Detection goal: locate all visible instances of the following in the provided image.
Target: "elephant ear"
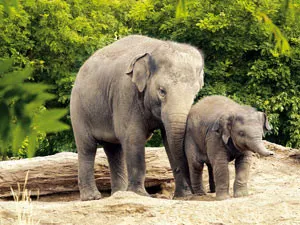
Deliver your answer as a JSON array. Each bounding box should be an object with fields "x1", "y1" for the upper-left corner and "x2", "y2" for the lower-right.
[
  {"x1": 126, "y1": 53, "x2": 152, "y2": 92},
  {"x1": 212, "y1": 115, "x2": 233, "y2": 145},
  {"x1": 258, "y1": 112, "x2": 272, "y2": 135}
]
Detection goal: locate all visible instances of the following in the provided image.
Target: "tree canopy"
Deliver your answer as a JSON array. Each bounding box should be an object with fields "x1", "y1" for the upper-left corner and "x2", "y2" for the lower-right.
[{"x1": 0, "y1": 0, "x2": 299, "y2": 157}]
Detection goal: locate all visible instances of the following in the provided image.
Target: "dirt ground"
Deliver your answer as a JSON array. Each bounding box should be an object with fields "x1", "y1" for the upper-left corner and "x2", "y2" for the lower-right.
[{"x1": 0, "y1": 144, "x2": 299, "y2": 225}]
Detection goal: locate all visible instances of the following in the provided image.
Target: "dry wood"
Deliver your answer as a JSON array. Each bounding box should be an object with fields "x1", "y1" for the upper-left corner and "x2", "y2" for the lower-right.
[
  {"x1": 263, "y1": 140, "x2": 300, "y2": 161},
  {"x1": 0, "y1": 147, "x2": 173, "y2": 198},
  {"x1": 263, "y1": 141, "x2": 294, "y2": 152},
  {"x1": 1, "y1": 142, "x2": 298, "y2": 198}
]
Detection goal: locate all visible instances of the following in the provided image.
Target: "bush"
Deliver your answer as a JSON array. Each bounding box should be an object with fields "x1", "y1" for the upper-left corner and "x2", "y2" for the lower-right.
[
  {"x1": 127, "y1": 0, "x2": 300, "y2": 148},
  {"x1": 1, "y1": 0, "x2": 299, "y2": 156},
  {"x1": 0, "y1": 0, "x2": 134, "y2": 156},
  {"x1": 0, "y1": 58, "x2": 69, "y2": 158}
]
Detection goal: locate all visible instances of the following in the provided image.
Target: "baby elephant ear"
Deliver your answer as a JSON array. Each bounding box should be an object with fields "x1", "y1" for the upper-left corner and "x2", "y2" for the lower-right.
[
  {"x1": 212, "y1": 118, "x2": 230, "y2": 145},
  {"x1": 259, "y1": 112, "x2": 272, "y2": 132},
  {"x1": 212, "y1": 120, "x2": 220, "y2": 132},
  {"x1": 222, "y1": 134, "x2": 230, "y2": 145},
  {"x1": 126, "y1": 53, "x2": 151, "y2": 92}
]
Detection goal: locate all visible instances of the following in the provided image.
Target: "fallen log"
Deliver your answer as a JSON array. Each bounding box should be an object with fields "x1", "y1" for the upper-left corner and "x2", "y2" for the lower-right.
[
  {"x1": 263, "y1": 141, "x2": 294, "y2": 152},
  {"x1": 0, "y1": 147, "x2": 173, "y2": 198},
  {"x1": 263, "y1": 141, "x2": 300, "y2": 161},
  {"x1": 1, "y1": 142, "x2": 298, "y2": 198}
]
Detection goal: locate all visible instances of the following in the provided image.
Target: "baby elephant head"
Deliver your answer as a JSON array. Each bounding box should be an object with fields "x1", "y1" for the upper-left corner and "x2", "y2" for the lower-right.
[{"x1": 212, "y1": 110, "x2": 274, "y2": 156}]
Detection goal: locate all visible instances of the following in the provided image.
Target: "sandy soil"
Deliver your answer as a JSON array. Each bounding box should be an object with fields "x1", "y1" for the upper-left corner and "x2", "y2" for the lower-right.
[{"x1": 0, "y1": 146, "x2": 299, "y2": 225}]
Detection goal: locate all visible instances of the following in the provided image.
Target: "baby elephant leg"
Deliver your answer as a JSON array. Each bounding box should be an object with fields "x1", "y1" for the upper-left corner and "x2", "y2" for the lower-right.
[
  {"x1": 184, "y1": 134, "x2": 205, "y2": 196},
  {"x1": 234, "y1": 152, "x2": 252, "y2": 198},
  {"x1": 209, "y1": 151, "x2": 230, "y2": 200},
  {"x1": 191, "y1": 162, "x2": 206, "y2": 195}
]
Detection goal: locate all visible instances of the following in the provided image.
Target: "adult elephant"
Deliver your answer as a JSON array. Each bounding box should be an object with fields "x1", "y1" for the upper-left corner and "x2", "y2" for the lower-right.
[{"x1": 70, "y1": 35, "x2": 204, "y2": 201}]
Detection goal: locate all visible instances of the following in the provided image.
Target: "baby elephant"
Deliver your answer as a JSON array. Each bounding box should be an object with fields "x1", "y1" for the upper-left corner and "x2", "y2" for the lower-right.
[{"x1": 185, "y1": 95, "x2": 274, "y2": 200}]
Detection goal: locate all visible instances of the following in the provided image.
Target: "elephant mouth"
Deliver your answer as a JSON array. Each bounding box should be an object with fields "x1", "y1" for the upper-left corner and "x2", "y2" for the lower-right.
[{"x1": 229, "y1": 138, "x2": 245, "y2": 153}]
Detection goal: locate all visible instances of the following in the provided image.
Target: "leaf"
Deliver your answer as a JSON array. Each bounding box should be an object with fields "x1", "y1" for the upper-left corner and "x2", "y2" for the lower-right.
[
  {"x1": 176, "y1": 0, "x2": 187, "y2": 18},
  {"x1": 0, "y1": 67, "x2": 33, "y2": 87},
  {"x1": 12, "y1": 124, "x2": 29, "y2": 155},
  {"x1": 255, "y1": 12, "x2": 291, "y2": 56},
  {"x1": 24, "y1": 93, "x2": 54, "y2": 114},
  {"x1": 34, "y1": 108, "x2": 69, "y2": 133},
  {"x1": 21, "y1": 83, "x2": 54, "y2": 95},
  {"x1": 27, "y1": 131, "x2": 38, "y2": 158},
  {"x1": 0, "y1": 58, "x2": 13, "y2": 74},
  {"x1": 0, "y1": 102, "x2": 10, "y2": 141}
]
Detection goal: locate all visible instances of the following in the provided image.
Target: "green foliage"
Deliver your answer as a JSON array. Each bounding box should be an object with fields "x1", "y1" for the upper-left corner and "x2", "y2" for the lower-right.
[
  {"x1": 176, "y1": 0, "x2": 187, "y2": 18},
  {"x1": 0, "y1": 0, "x2": 134, "y2": 157},
  {"x1": 0, "y1": 58, "x2": 69, "y2": 158},
  {"x1": 1, "y1": 0, "x2": 300, "y2": 156},
  {"x1": 146, "y1": 130, "x2": 163, "y2": 147},
  {"x1": 128, "y1": 0, "x2": 300, "y2": 148}
]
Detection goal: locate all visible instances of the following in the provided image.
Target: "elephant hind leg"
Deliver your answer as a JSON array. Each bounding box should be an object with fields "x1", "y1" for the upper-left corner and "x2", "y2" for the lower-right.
[
  {"x1": 71, "y1": 91, "x2": 101, "y2": 201},
  {"x1": 76, "y1": 136, "x2": 102, "y2": 201},
  {"x1": 103, "y1": 143, "x2": 128, "y2": 194}
]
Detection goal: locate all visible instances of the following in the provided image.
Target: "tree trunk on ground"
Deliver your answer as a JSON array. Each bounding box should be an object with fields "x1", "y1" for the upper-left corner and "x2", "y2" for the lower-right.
[
  {"x1": 0, "y1": 147, "x2": 173, "y2": 198},
  {"x1": 263, "y1": 141, "x2": 300, "y2": 161},
  {"x1": 0, "y1": 142, "x2": 298, "y2": 198}
]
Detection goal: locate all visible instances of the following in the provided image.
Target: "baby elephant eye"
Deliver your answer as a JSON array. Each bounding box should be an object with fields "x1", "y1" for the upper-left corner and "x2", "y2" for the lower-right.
[
  {"x1": 239, "y1": 131, "x2": 245, "y2": 137},
  {"x1": 158, "y1": 87, "x2": 166, "y2": 98}
]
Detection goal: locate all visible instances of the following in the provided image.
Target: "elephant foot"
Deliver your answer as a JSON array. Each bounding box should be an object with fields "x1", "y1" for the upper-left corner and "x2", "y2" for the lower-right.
[
  {"x1": 173, "y1": 190, "x2": 192, "y2": 199},
  {"x1": 216, "y1": 193, "x2": 230, "y2": 201},
  {"x1": 173, "y1": 190, "x2": 193, "y2": 200},
  {"x1": 193, "y1": 190, "x2": 206, "y2": 196},
  {"x1": 173, "y1": 195, "x2": 192, "y2": 200},
  {"x1": 173, "y1": 184, "x2": 192, "y2": 199},
  {"x1": 127, "y1": 186, "x2": 150, "y2": 197},
  {"x1": 234, "y1": 189, "x2": 249, "y2": 198},
  {"x1": 80, "y1": 189, "x2": 102, "y2": 201},
  {"x1": 111, "y1": 185, "x2": 127, "y2": 195}
]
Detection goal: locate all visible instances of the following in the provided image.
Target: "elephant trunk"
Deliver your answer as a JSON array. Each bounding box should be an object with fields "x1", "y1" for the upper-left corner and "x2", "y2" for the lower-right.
[
  {"x1": 248, "y1": 141, "x2": 274, "y2": 156},
  {"x1": 163, "y1": 113, "x2": 192, "y2": 190}
]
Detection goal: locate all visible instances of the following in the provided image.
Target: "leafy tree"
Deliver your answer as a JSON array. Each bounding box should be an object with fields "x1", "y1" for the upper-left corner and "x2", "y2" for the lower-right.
[
  {"x1": 0, "y1": 2, "x2": 69, "y2": 158},
  {"x1": 128, "y1": 0, "x2": 300, "y2": 148},
  {"x1": 1, "y1": 0, "x2": 134, "y2": 156},
  {"x1": 1, "y1": 0, "x2": 299, "y2": 155}
]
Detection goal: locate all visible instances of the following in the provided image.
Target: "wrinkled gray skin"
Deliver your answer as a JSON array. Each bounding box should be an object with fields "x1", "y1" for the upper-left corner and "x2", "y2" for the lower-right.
[
  {"x1": 70, "y1": 35, "x2": 204, "y2": 201},
  {"x1": 185, "y1": 95, "x2": 274, "y2": 200}
]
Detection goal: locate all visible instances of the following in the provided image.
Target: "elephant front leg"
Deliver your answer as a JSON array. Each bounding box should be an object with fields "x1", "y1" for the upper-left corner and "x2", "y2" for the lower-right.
[
  {"x1": 122, "y1": 133, "x2": 149, "y2": 196},
  {"x1": 213, "y1": 161, "x2": 230, "y2": 200},
  {"x1": 208, "y1": 150, "x2": 230, "y2": 201},
  {"x1": 233, "y1": 152, "x2": 252, "y2": 198},
  {"x1": 161, "y1": 128, "x2": 191, "y2": 198}
]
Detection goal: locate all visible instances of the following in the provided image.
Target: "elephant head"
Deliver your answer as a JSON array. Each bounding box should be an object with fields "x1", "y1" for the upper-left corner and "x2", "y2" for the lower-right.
[
  {"x1": 126, "y1": 44, "x2": 205, "y2": 188},
  {"x1": 212, "y1": 109, "x2": 274, "y2": 156}
]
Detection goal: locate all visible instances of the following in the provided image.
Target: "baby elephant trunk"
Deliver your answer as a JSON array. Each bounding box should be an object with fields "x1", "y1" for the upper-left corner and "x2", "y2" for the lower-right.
[{"x1": 249, "y1": 141, "x2": 274, "y2": 156}]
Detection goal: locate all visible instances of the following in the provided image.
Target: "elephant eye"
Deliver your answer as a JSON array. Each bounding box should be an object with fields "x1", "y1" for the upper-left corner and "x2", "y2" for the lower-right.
[
  {"x1": 158, "y1": 87, "x2": 166, "y2": 98},
  {"x1": 239, "y1": 131, "x2": 245, "y2": 137}
]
